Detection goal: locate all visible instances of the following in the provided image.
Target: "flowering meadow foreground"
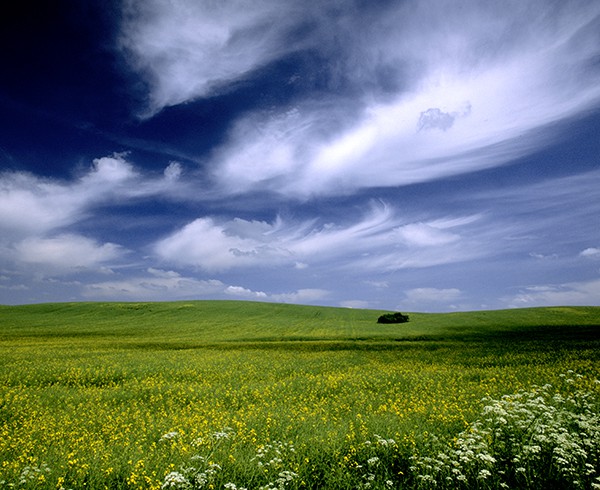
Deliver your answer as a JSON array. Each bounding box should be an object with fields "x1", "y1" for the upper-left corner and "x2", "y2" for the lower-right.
[{"x1": 0, "y1": 302, "x2": 599, "y2": 489}]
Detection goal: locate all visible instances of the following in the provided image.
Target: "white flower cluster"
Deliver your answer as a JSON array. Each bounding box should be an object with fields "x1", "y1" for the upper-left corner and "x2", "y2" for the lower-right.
[
  {"x1": 160, "y1": 431, "x2": 180, "y2": 442},
  {"x1": 373, "y1": 434, "x2": 397, "y2": 448},
  {"x1": 258, "y1": 470, "x2": 299, "y2": 490},
  {"x1": 160, "y1": 429, "x2": 233, "y2": 489},
  {"x1": 223, "y1": 483, "x2": 247, "y2": 490},
  {"x1": 161, "y1": 463, "x2": 223, "y2": 490},
  {"x1": 411, "y1": 375, "x2": 600, "y2": 489},
  {"x1": 5, "y1": 463, "x2": 52, "y2": 488},
  {"x1": 162, "y1": 471, "x2": 191, "y2": 489},
  {"x1": 253, "y1": 441, "x2": 296, "y2": 471},
  {"x1": 354, "y1": 434, "x2": 399, "y2": 488},
  {"x1": 212, "y1": 427, "x2": 235, "y2": 441},
  {"x1": 253, "y1": 441, "x2": 298, "y2": 489},
  {"x1": 160, "y1": 432, "x2": 299, "y2": 490}
]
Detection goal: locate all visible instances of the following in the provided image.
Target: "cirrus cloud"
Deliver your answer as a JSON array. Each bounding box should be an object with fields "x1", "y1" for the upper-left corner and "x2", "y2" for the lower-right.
[
  {"x1": 119, "y1": 0, "x2": 312, "y2": 116},
  {"x1": 120, "y1": 0, "x2": 600, "y2": 197},
  {"x1": 505, "y1": 279, "x2": 600, "y2": 308},
  {"x1": 153, "y1": 202, "x2": 483, "y2": 272}
]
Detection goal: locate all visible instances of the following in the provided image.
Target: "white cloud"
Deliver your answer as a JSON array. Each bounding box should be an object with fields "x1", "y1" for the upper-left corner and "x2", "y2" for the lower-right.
[
  {"x1": 270, "y1": 288, "x2": 329, "y2": 304},
  {"x1": 580, "y1": 247, "x2": 600, "y2": 259},
  {"x1": 529, "y1": 252, "x2": 559, "y2": 260},
  {"x1": 0, "y1": 172, "x2": 86, "y2": 237},
  {"x1": 0, "y1": 152, "x2": 197, "y2": 245},
  {"x1": 224, "y1": 284, "x2": 329, "y2": 304},
  {"x1": 83, "y1": 154, "x2": 137, "y2": 184},
  {"x1": 153, "y1": 217, "x2": 294, "y2": 271},
  {"x1": 147, "y1": 267, "x2": 181, "y2": 278},
  {"x1": 154, "y1": 202, "x2": 482, "y2": 272},
  {"x1": 0, "y1": 154, "x2": 145, "y2": 240},
  {"x1": 164, "y1": 161, "x2": 183, "y2": 181},
  {"x1": 365, "y1": 280, "x2": 389, "y2": 289},
  {"x1": 117, "y1": 1, "x2": 600, "y2": 198},
  {"x1": 119, "y1": 0, "x2": 311, "y2": 115},
  {"x1": 340, "y1": 299, "x2": 370, "y2": 309},
  {"x1": 225, "y1": 285, "x2": 268, "y2": 299},
  {"x1": 195, "y1": 1, "x2": 600, "y2": 197},
  {"x1": 84, "y1": 270, "x2": 225, "y2": 300},
  {"x1": 0, "y1": 153, "x2": 195, "y2": 284},
  {"x1": 505, "y1": 279, "x2": 600, "y2": 308},
  {"x1": 86, "y1": 274, "x2": 329, "y2": 305},
  {"x1": 15, "y1": 234, "x2": 123, "y2": 272},
  {"x1": 394, "y1": 223, "x2": 460, "y2": 247}
]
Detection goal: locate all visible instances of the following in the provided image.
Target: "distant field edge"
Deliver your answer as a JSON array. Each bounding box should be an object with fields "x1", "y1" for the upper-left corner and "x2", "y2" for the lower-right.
[
  {"x1": 1, "y1": 298, "x2": 600, "y2": 312},
  {"x1": 1, "y1": 301, "x2": 599, "y2": 345}
]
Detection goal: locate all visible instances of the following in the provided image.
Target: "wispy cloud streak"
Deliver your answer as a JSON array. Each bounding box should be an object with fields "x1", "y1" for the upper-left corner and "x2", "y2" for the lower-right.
[
  {"x1": 119, "y1": 0, "x2": 313, "y2": 116},
  {"x1": 153, "y1": 202, "x2": 484, "y2": 272},
  {"x1": 121, "y1": 0, "x2": 600, "y2": 197},
  {"x1": 1, "y1": 1, "x2": 598, "y2": 310},
  {"x1": 505, "y1": 279, "x2": 600, "y2": 308}
]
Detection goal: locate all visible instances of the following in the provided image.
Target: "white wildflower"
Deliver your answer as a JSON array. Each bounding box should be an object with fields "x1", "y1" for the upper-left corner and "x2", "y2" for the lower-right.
[
  {"x1": 213, "y1": 427, "x2": 235, "y2": 440},
  {"x1": 162, "y1": 471, "x2": 190, "y2": 489},
  {"x1": 224, "y1": 484, "x2": 247, "y2": 490},
  {"x1": 160, "y1": 431, "x2": 179, "y2": 442},
  {"x1": 478, "y1": 469, "x2": 491, "y2": 479}
]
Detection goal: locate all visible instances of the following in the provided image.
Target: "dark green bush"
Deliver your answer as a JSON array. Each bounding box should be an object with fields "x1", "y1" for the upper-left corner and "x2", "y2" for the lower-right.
[{"x1": 377, "y1": 312, "x2": 409, "y2": 324}]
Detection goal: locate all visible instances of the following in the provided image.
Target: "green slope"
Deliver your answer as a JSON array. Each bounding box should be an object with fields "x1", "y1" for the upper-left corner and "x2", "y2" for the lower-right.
[
  {"x1": 0, "y1": 301, "x2": 599, "y2": 490},
  {"x1": 0, "y1": 301, "x2": 599, "y2": 347}
]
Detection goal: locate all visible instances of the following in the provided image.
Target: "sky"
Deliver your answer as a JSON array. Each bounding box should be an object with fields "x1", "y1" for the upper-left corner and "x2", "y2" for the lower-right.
[{"x1": 1, "y1": 0, "x2": 599, "y2": 312}]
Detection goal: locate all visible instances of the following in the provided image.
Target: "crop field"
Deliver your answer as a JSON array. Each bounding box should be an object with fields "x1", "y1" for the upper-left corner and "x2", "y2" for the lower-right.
[{"x1": 1, "y1": 301, "x2": 599, "y2": 489}]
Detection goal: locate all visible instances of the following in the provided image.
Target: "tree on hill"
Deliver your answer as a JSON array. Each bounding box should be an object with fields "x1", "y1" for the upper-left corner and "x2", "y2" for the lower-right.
[{"x1": 377, "y1": 312, "x2": 409, "y2": 324}]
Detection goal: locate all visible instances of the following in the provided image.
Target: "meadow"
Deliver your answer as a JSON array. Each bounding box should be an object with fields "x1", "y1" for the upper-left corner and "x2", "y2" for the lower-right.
[{"x1": 0, "y1": 301, "x2": 599, "y2": 489}]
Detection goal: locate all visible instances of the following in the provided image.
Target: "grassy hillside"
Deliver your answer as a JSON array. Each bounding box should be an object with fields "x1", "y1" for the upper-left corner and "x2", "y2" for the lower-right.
[
  {"x1": 1, "y1": 301, "x2": 599, "y2": 345},
  {"x1": 1, "y1": 302, "x2": 599, "y2": 489}
]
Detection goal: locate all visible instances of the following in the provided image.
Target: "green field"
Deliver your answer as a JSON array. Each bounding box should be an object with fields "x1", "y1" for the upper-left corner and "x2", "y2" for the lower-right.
[{"x1": 1, "y1": 301, "x2": 599, "y2": 489}]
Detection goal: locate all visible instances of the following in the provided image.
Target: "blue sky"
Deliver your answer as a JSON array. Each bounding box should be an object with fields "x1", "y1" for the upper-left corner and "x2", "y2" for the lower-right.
[{"x1": 1, "y1": 0, "x2": 599, "y2": 311}]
